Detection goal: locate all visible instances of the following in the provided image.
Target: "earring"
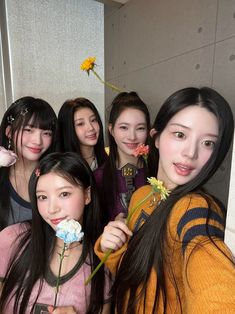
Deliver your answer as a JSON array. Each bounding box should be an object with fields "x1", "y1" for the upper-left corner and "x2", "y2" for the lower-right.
[{"x1": 8, "y1": 138, "x2": 12, "y2": 150}]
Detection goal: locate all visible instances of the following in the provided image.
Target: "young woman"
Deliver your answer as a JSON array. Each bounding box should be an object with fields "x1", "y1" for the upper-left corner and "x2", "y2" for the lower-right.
[
  {"x1": 58, "y1": 97, "x2": 106, "y2": 170},
  {"x1": 94, "y1": 91, "x2": 151, "y2": 223},
  {"x1": 95, "y1": 87, "x2": 235, "y2": 313},
  {"x1": 0, "y1": 152, "x2": 111, "y2": 314},
  {"x1": 0, "y1": 96, "x2": 57, "y2": 230}
]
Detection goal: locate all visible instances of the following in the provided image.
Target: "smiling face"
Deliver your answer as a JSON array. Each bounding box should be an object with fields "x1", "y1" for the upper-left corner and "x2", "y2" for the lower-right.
[
  {"x1": 13, "y1": 121, "x2": 53, "y2": 162},
  {"x1": 74, "y1": 107, "x2": 100, "y2": 148},
  {"x1": 109, "y1": 108, "x2": 148, "y2": 167},
  {"x1": 154, "y1": 105, "x2": 219, "y2": 189},
  {"x1": 36, "y1": 172, "x2": 91, "y2": 230}
]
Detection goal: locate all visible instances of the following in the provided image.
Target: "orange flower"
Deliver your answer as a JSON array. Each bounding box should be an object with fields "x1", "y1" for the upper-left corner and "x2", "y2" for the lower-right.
[{"x1": 133, "y1": 144, "x2": 149, "y2": 157}]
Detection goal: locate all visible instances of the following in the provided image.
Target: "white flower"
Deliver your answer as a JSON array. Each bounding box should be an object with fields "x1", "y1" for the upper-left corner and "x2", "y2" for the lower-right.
[
  {"x1": 56, "y1": 219, "x2": 84, "y2": 244},
  {"x1": 0, "y1": 146, "x2": 17, "y2": 167}
]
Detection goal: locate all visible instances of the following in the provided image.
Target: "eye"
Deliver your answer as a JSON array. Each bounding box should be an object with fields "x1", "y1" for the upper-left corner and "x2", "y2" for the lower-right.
[
  {"x1": 60, "y1": 191, "x2": 71, "y2": 198},
  {"x1": 91, "y1": 117, "x2": 98, "y2": 123},
  {"x1": 43, "y1": 130, "x2": 52, "y2": 136},
  {"x1": 23, "y1": 127, "x2": 32, "y2": 133},
  {"x1": 137, "y1": 126, "x2": 146, "y2": 131},
  {"x1": 174, "y1": 132, "x2": 185, "y2": 139},
  {"x1": 202, "y1": 140, "x2": 215, "y2": 149},
  {"x1": 75, "y1": 122, "x2": 84, "y2": 127},
  {"x1": 37, "y1": 194, "x2": 47, "y2": 201},
  {"x1": 119, "y1": 126, "x2": 128, "y2": 130}
]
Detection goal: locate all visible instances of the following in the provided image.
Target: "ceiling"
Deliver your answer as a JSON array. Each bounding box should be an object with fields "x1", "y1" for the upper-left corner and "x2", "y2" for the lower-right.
[{"x1": 94, "y1": 0, "x2": 129, "y2": 6}]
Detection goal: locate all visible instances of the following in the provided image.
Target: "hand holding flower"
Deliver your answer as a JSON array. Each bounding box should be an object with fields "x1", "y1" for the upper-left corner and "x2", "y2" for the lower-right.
[
  {"x1": 85, "y1": 178, "x2": 170, "y2": 285},
  {"x1": 0, "y1": 146, "x2": 17, "y2": 167}
]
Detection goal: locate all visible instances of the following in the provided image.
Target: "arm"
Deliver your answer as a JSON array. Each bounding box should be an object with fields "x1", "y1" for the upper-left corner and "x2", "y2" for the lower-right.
[{"x1": 173, "y1": 194, "x2": 235, "y2": 312}]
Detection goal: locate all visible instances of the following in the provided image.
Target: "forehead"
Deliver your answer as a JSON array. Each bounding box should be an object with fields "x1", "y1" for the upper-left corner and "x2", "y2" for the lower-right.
[
  {"x1": 115, "y1": 108, "x2": 146, "y2": 124},
  {"x1": 168, "y1": 106, "x2": 219, "y2": 134},
  {"x1": 36, "y1": 172, "x2": 76, "y2": 190},
  {"x1": 74, "y1": 107, "x2": 95, "y2": 119}
]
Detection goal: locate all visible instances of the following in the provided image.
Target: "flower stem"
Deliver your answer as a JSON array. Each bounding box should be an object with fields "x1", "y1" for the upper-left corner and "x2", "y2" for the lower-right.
[
  {"x1": 126, "y1": 191, "x2": 153, "y2": 224},
  {"x1": 92, "y1": 69, "x2": 122, "y2": 93},
  {"x1": 85, "y1": 249, "x2": 112, "y2": 285},
  {"x1": 53, "y1": 243, "x2": 67, "y2": 308},
  {"x1": 85, "y1": 190, "x2": 154, "y2": 286}
]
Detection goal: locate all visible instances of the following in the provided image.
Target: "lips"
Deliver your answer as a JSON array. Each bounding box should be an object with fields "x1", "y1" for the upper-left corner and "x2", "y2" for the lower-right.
[
  {"x1": 124, "y1": 143, "x2": 139, "y2": 150},
  {"x1": 50, "y1": 218, "x2": 66, "y2": 225},
  {"x1": 174, "y1": 163, "x2": 195, "y2": 176},
  {"x1": 28, "y1": 147, "x2": 42, "y2": 154},
  {"x1": 86, "y1": 134, "x2": 97, "y2": 140}
]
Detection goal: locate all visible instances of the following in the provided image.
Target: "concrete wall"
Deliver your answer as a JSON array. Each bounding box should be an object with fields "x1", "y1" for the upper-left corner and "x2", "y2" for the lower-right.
[
  {"x1": 104, "y1": 0, "x2": 235, "y2": 208},
  {"x1": 0, "y1": 0, "x2": 104, "y2": 119}
]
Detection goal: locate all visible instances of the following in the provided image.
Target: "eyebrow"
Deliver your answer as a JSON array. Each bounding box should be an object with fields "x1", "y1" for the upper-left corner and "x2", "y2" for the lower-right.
[
  {"x1": 74, "y1": 114, "x2": 96, "y2": 122},
  {"x1": 169, "y1": 123, "x2": 218, "y2": 138},
  {"x1": 117, "y1": 122, "x2": 147, "y2": 126},
  {"x1": 36, "y1": 185, "x2": 74, "y2": 193}
]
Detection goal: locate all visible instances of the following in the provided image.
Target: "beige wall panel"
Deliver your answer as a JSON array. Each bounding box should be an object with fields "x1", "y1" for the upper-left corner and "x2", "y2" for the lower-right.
[
  {"x1": 117, "y1": 0, "x2": 216, "y2": 76},
  {"x1": 213, "y1": 37, "x2": 235, "y2": 117},
  {"x1": 105, "y1": 11, "x2": 120, "y2": 79},
  {"x1": 114, "y1": 45, "x2": 214, "y2": 120},
  {"x1": 217, "y1": 0, "x2": 235, "y2": 41}
]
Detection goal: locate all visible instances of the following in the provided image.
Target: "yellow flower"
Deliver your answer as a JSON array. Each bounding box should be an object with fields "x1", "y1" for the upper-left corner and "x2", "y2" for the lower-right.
[
  {"x1": 147, "y1": 177, "x2": 170, "y2": 200},
  {"x1": 80, "y1": 57, "x2": 96, "y2": 73},
  {"x1": 80, "y1": 56, "x2": 122, "y2": 92}
]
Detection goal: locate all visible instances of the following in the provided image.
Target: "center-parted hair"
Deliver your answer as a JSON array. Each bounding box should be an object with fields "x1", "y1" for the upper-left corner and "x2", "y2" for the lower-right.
[
  {"x1": 112, "y1": 87, "x2": 234, "y2": 313},
  {"x1": 58, "y1": 97, "x2": 106, "y2": 167}
]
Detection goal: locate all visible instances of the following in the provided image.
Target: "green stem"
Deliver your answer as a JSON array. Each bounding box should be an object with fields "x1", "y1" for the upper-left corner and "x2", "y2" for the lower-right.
[
  {"x1": 85, "y1": 249, "x2": 112, "y2": 285},
  {"x1": 126, "y1": 191, "x2": 153, "y2": 224},
  {"x1": 53, "y1": 243, "x2": 67, "y2": 308},
  {"x1": 92, "y1": 69, "x2": 122, "y2": 93}
]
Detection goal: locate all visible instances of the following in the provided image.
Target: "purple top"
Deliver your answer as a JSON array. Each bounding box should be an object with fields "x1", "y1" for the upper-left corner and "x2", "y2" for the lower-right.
[{"x1": 94, "y1": 165, "x2": 147, "y2": 221}]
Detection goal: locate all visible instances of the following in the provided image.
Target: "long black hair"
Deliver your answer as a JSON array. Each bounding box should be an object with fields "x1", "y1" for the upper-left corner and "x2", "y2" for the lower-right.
[
  {"x1": 58, "y1": 97, "x2": 107, "y2": 167},
  {"x1": 112, "y1": 87, "x2": 234, "y2": 313},
  {"x1": 0, "y1": 96, "x2": 57, "y2": 230},
  {"x1": 100, "y1": 91, "x2": 151, "y2": 223},
  {"x1": 0, "y1": 152, "x2": 106, "y2": 314}
]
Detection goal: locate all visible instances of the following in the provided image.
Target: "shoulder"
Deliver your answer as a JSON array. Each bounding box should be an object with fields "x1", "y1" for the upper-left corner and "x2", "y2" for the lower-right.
[
  {"x1": 169, "y1": 193, "x2": 225, "y2": 255},
  {"x1": 0, "y1": 223, "x2": 29, "y2": 244},
  {"x1": 131, "y1": 184, "x2": 152, "y2": 201}
]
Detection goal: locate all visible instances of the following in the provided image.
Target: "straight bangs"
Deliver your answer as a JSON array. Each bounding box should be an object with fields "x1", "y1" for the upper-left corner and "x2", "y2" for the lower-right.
[{"x1": 29, "y1": 110, "x2": 56, "y2": 131}]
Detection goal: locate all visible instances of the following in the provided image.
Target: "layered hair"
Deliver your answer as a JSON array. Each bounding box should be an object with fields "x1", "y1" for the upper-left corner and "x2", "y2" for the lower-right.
[
  {"x1": 0, "y1": 152, "x2": 106, "y2": 314},
  {"x1": 0, "y1": 96, "x2": 57, "y2": 230},
  {"x1": 99, "y1": 91, "x2": 151, "y2": 223},
  {"x1": 112, "y1": 87, "x2": 234, "y2": 313},
  {"x1": 58, "y1": 97, "x2": 106, "y2": 167}
]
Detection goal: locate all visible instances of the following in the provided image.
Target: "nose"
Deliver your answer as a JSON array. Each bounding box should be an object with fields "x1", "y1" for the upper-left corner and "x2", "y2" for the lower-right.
[
  {"x1": 32, "y1": 130, "x2": 43, "y2": 146},
  {"x1": 182, "y1": 140, "x2": 198, "y2": 159},
  {"x1": 87, "y1": 121, "x2": 95, "y2": 131},
  {"x1": 127, "y1": 128, "x2": 137, "y2": 141},
  {"x1": 47, "y1": 198, "x2": 60, "y2": 215}
]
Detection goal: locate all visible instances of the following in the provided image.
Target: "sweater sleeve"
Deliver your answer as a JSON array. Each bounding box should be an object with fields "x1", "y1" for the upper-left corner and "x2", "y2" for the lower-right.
[{"x1": 170, "y1": 194, "x2": 235, "y2": 312}]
